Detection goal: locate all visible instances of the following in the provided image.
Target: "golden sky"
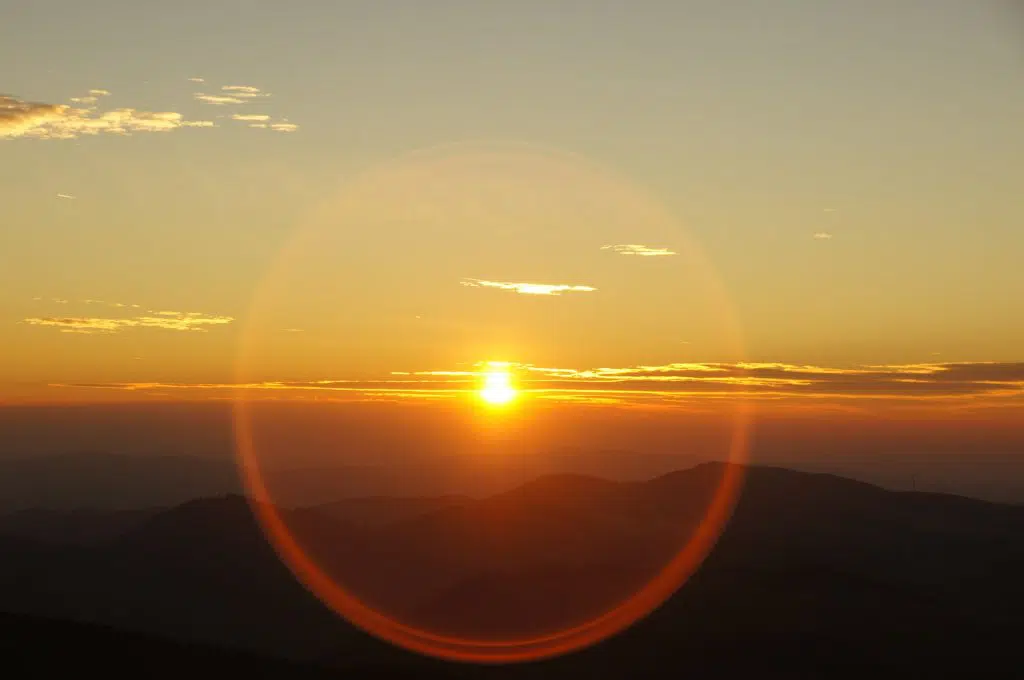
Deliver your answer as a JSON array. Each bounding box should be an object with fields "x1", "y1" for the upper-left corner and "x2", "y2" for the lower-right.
[{"x1": 2, "y1": 2, "x2": 1022, "y2": 420}]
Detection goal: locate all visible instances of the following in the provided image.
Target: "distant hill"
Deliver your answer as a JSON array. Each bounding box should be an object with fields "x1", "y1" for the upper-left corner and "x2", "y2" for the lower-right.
[
  {"x1": 0, "y1": 507, "x2": 160, "y2": 544},
  {"x1": 0, "y1": 449, "x2": 708, "y2": 512},
  {"x1": 315, "y1": 495, "x2": 472, "y2": 529},
  {"x1": 0, "y1": 453, "x2": 244, "y2": 511},
  {"x1": 1, "y1": 463, "x2": 1022, "y2": 677}
]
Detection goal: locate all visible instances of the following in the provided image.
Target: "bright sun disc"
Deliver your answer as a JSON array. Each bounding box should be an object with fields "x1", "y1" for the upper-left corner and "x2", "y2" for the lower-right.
[{"x1": 480, "y1": 368, "x2": 516, "y2": 405}]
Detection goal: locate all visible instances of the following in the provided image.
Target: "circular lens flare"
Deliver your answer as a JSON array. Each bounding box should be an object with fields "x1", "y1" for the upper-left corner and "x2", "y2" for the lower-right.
[{"x1": 232, "y1": 141, "x2": 750, "y2": 664}]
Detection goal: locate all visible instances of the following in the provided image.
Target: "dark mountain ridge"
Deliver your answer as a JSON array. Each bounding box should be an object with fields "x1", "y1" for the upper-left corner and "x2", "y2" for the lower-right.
[{"x1": 1, "y1": 463, "x2": 1022, "y2": 676}]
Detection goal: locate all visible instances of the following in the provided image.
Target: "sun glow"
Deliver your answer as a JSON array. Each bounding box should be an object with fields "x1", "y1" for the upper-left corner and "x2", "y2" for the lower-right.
[{"x1": 479, "y1": 365, "x2": 517, "y2": 405}]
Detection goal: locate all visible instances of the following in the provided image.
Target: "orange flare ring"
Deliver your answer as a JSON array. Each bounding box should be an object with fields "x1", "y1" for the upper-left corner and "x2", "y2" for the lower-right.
[{"x1": 231, "y1": 142, "x2": 752, "y2": 663}]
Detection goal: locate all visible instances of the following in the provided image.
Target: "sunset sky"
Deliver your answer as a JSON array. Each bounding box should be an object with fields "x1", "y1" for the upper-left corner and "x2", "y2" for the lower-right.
[{"x1": 3, "y1": 1, "x2": 1022, "y2": 418}]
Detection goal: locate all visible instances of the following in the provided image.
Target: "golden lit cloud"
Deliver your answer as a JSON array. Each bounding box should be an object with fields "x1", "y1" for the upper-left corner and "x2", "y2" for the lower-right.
[
  {"x1": 0, "y1": 97, "x2": 67, "y2": 137},
  {"x1": 188, "y1": 77, "x2": 205, "y2": 83},
  {"x1": 813, "y1": 232, "x2": 834, "y2": 239},
  {"x1": 460, "y1": 278, "x2": 597, "y2": 296},
  {"x1": 2, "y1": 93, "x2": 214, "y2": 140},
  {"x1": 601, "y1": 244, "x2": 676, "y2": 256},
  {"x1": 56, "y1": 193, "x2": 76, "y2": 200},
  {"x1": 3, "y1": 83, "x2": 299, "y2": 139}
]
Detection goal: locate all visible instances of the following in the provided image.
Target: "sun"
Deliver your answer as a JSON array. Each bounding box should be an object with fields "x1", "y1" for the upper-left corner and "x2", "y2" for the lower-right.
[{"x1": 479, "y1": 365, "x2": 517, "y2": 405}]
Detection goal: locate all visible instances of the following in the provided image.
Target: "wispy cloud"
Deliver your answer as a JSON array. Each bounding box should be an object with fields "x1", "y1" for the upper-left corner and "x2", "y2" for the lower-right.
[
  {"x1": 191, "y1": 82, "x2": 297, "y2": 131},
  {"x1": 460, "y1": 278, "x2": 597, "y2": 296},
  {"x1": 194, "y1": 85, "x2": 271, "y2": 105},
  {"x1": 82, "y1": 298, "x2": 141, "y2": 309},
  {"x1": 56, "y1": 193, "x2": 76, "y2": 200},
  {"x1": 22, "y1": 302, "x2": 233, "y2": 334},
  {"x1": 813, "y1": 232, "x2": 834, "y2": 240},
  {"x1": 2, "y1": 92, "x2": 214, "y2": 140},
  {"x1": 221, "y1": 85, "x2": 271, "y2": 98},
  {"x1": 601, "y1": 244, "x2": 676, "y2": 257},
  {"x1": 188, "y1": 77, "x2": 205, "y2": 83}
]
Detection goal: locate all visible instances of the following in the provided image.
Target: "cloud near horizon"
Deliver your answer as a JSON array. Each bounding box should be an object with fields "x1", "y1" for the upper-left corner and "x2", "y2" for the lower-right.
[
  {"x1": 460, "y1": 278, "x2": 597, "y2": 296},
  {"x1": 44, "y1": 361, "x2": 1024, "y2": 411},
  {"x1": 601, "y1": 244, "x2": 676, "y2": 256}
]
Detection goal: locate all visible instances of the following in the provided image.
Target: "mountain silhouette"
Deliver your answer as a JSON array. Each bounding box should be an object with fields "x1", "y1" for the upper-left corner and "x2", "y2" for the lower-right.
[
  {"x1": 0, "y1": 450, "x2": 710, "y2": 512},
  {"x1": 1, "y1": 463, "x2": 1021, "y2": 676}
]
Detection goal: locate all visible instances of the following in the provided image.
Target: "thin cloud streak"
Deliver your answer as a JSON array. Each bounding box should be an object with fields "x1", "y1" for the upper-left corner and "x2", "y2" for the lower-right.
[
  {"x1": 601, "y1": 244, "x2": 676, "y2": 256},
  {"x1": 46, "y1": 361, "x2": 1024, "y2": 407},
  {"x1": 460, "y1": 278, "x2": 597, "y2": 296},
  {"x1": 221, "y1": 85, "x2": 271, "y2": 98},
  {"x1": 193, "y1": 94, "x2": 246, "y2": 105},
  {"x1": 22, "y1": 310, "x2": 233, "y2": 334},
  {"x1": 82, "y1": 298, "x2": 141, "y2": 309}
]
